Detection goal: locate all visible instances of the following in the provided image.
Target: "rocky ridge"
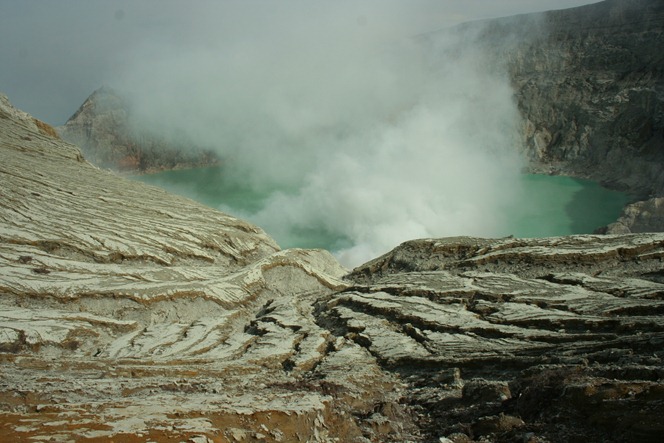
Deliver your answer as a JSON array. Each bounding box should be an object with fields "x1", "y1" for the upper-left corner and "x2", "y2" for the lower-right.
[
  {"x1": 3, "y1": 91, "x2": 664, "y2": 442},
  {"x1": 57, "y1": 86, "x2": 219, "y2": 172}
]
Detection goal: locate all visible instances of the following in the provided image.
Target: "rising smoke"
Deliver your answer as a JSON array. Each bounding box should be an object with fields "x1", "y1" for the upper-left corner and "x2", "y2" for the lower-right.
[{"x1": 114, "y1": 2, "x2": 525, "y2": 267}]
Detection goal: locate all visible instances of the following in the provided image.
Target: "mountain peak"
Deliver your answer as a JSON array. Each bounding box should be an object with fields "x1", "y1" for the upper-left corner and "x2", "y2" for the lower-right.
[{"x1": 59, "y1": 86, "x2": 218, "y2": 172}]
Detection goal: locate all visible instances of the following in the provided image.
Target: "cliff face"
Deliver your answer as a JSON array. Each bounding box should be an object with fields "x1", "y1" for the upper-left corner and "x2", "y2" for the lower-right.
[
  {"x1": 58, "y1": 86, "x2": 219, "y2": 172},
  {"x1": 505, "y1": 0, "x2": 664, "y2": 196},
  {"x1": 424, "y1": 0, "x2": 664, "y2": 234},
  {"x1": 2, "y1": 93, "x2": 664, "y2": 442}
]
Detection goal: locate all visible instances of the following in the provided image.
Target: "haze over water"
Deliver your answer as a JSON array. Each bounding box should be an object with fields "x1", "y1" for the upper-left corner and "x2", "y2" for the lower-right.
[
  {"x1": 33, "y1": 1, "x2": 612, "y2": 267},
  {"x1": 117, "y1": 12, "x2": 527, "y2": 266},
  {"x1": 134, "y1": 168, "x2": 631, "y2": 267}
]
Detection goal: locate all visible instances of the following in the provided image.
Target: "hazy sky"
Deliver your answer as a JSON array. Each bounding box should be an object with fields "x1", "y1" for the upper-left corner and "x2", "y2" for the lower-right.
[{"x1": 1, "y1": 0, "x2": 601, "y2": 125}]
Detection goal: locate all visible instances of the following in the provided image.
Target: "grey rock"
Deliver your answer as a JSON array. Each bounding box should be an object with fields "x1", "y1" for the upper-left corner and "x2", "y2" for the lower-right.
[
  {"x1": 58, "y1": 86, "x2": 219, "y2": 172},
  {"x1": 604, "y1": 197, "x2": 664, "y2": 233}
]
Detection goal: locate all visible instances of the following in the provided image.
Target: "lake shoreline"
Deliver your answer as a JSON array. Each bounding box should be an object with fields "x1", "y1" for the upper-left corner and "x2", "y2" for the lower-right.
[{"x1": 130, "y1": 166, "x2": 632, "y2": 257}]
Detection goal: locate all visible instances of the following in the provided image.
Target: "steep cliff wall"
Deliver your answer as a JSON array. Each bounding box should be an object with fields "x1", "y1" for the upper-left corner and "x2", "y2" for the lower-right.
[
  {"x1": 502, "y1": 0, "x2": 664, "y2": 196},
  {"x1": 58, "y1": 86, "x2": 219, "y2": 172},
  {"x1": 423, "y1": 0, "x2": 662, "y2": 196},
  {"x1": 420, "y1": 0, "x2": 664, "y2": 233}
]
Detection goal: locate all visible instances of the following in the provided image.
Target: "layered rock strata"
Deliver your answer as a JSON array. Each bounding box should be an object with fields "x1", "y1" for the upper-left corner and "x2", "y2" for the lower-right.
[
  {"x1": 3, "y1": 93, "x2": 664, "y2": 441},
  {"x1": 1, "y1": 94, "x2": 417, "y2": 442},
  {"x1": 339, "y1": 235, "x2": 664, "y2": 442}
]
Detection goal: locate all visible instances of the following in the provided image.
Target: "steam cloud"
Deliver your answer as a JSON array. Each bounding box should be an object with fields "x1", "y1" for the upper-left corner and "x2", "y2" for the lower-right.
[{"x1": 113, "y1": 2, "x2": 525, "y2": 267}]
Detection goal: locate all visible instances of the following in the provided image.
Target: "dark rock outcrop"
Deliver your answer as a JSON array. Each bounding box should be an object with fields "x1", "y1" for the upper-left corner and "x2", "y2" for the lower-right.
[
  {"x1": 337, "y1": 235, "x2": 664, "y2": 442},
  {"x1": 58, "y1": 86, "x2": 219, "y2": 172},
  {"x1": 432, "y1": 0, "x2": 664, "y2": 233},
  {"x1": 504, "y1": 0, "x2": 664, "y2": 197}
]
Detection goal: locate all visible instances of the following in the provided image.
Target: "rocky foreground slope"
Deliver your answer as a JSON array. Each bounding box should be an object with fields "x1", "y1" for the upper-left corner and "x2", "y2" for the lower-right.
[{"x1": 3, "y1": 92, "x2": 664, "y2": 442}]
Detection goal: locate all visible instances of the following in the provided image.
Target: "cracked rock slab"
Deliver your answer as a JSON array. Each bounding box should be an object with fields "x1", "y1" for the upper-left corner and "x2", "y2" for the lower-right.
[
  {"x1": 335, "y1": 236, "x2": 664, "y2": 441},
  {"x1": 1, "y1": 93, "x2": 416, "y2": 442}
]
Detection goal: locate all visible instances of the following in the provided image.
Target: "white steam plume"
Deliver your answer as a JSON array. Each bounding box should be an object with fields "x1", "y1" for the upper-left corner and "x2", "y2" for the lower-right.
[{"x1": 113, "y1": 2, "x2": 524, "y2": 267}]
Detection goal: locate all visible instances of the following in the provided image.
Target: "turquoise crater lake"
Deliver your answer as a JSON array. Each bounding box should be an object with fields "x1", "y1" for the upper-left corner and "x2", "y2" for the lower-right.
[{"x1": 132, "y1": 167, "x2": 631, "y2": 252}]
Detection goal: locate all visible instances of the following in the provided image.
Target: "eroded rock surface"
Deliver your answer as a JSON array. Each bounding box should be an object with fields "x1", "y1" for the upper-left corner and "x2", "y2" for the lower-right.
[
  {"x1": 3, "y1": 18, "x2": 664, "y2": 438},
  {"x1": 1, "y1": 94, "x2": 417, "y2": 442},
  {"x1": 336, "y1": 236, "x2": 664, "y2": 442}
]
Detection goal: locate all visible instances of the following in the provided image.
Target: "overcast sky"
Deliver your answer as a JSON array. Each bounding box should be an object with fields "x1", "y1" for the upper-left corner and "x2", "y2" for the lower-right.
[{"x1": 0, "y1": 0, "x2": 601, "y2": 125}]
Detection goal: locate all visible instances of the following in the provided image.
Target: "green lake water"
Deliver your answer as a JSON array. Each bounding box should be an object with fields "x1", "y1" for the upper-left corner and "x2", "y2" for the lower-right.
[
  {"x1": 505, "y1": 174, "x2": 631, "y2": 238},
  {"x1": 132, "y1": 167, "x2": 631, "y2": 251}
]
